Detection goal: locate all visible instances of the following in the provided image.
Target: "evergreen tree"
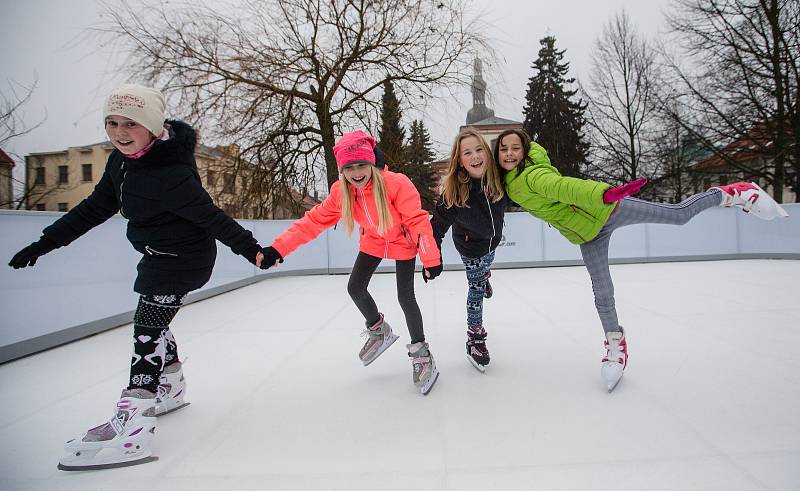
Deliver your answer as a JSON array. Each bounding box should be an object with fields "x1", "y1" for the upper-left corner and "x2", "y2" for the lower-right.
[
  {"x1": 523, "y1": 36, "x2": 589, "y2": 177},
  {"x1": 404, "y1": 120, "x2": 438, "y2": 211},
  {"x1": 378, "y1": 80, "x2": 406, "y2": 169}
]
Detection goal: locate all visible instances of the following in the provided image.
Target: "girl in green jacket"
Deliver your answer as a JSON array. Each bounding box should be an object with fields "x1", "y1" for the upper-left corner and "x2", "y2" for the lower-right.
[{"x1": 494, "y1": 129, "x2": 788, "y2": 392}]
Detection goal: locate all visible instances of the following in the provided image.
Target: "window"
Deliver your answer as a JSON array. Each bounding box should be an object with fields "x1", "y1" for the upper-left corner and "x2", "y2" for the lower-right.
[
  {"x1": 222, "y1": 173, "x2": 235, "y2": 194},
  {"x1": 35, "y1": 203, "x2": 46, "y2": 211},
  {"x1": 58, "y1": 165, "x2": 68, "y2": 184},
  {"x1": 206, "y1": 170, "x2": 217, "y2": 187},
  {"x1": 35, "y1": 167, "x2": 45, "y2": 185},
  {"x1": 82, "y1": 164, "x2": 93, "y2": 182},
  {"x1": 58, "y1": 202, "x2": 68, "y2": 212}
]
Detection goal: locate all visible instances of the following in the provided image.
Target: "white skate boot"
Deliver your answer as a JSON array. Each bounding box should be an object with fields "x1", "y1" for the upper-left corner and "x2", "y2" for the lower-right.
[
  {"x1": 155, "y1": 361, "x2": 190, "y2": 416},
  {"x1": 712, "y1": 181, "x2": 789, "y2": 220},
  {"x1": 408, "y1": 341, "x2": 439, "y2": 395},
  {"x1": 58, "y1": 388, "x2": 158, "y2": 471},
  {"x1": 601, "y1": 328, "x2": 628, "y2": 392},
  {"x1": 359, "y1": 313, "x2": 399, "y2": 366}
]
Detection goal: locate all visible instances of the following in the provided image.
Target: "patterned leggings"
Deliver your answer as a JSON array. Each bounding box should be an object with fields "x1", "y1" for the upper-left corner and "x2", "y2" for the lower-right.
[
  {"x1": 461, "y1": 250, "x2": 496, "y2": 328},
  {"x1": 128, "y1": 293, "x2": 185, "y2": 392},
  {"x1": 579, "y1": 190, "x2": 722, "y2": 333}
]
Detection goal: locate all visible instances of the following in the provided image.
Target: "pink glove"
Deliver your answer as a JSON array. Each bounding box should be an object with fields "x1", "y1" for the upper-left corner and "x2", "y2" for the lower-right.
[{"x1": 603, "y1": 178, "x2": 647, "y2": 204}]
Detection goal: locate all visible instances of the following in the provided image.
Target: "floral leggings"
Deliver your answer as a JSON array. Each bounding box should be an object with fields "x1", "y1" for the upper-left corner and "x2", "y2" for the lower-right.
[
  {"x1": 461, "y1": 250, "x2": 496, "y2": 328},
  {"x1": 128, "y1": 293, "x2": 185, "y2": 392}
]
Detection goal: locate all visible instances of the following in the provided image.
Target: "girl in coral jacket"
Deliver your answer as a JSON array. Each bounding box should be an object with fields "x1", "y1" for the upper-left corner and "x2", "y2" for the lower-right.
[
  {"x1": 261, "y1": 130, "x2": 442, "y2": 395},
  {"x1": 431, "y1": 129, "x2": 508, "y2": 373},
  {"x1": 495, "y1": 129, "x2": 788, "y2": 392}
]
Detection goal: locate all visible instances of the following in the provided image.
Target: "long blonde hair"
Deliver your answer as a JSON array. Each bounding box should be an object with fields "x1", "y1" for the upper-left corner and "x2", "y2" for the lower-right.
[
  {"x1": 442, "y1": 128, "x2": 505, "y2": 208},
  {"x1": 339, "y1": 165, "x2": 394, "y2": 237}
]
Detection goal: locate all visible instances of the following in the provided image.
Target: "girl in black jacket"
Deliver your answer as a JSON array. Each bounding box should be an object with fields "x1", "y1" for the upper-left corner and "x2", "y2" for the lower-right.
[
  {"x1": 431, "y1": 128, "x2": 508, "y2": 372},
  {"x1": 8, "y1": 84, "x2": 266, "y2": 471}
]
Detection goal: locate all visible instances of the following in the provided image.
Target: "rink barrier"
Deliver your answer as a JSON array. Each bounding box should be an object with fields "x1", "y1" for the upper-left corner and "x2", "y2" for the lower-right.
[{"x1": 1, "y1": 205, "x2": 798, "y2": 364}]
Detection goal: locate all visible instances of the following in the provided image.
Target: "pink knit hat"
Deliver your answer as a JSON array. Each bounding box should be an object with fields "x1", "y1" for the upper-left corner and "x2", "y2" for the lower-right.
[{"x1": 334, "y1": 130, "x2": 376, "y2": 171}]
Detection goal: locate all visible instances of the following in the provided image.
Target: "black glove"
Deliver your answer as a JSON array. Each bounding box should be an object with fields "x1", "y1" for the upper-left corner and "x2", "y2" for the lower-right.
[
  {"x1": 260, "y1": 246, "x2": 283, "y2": 270},
  {"x1": 422, "y1": 264, "x2": 443, "y2": 283},
  {"x1": 8, "y1": 237, "x2": 58, "y2": 269}
]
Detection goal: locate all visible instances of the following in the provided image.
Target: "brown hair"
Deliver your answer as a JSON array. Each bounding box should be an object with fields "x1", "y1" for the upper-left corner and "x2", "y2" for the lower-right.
[
  {"x1": 493, "y1": 129, "x2": 533, "y2": 176},
  {"x1": 442, "y1": 128, "x2": 505, "y2": 208}
]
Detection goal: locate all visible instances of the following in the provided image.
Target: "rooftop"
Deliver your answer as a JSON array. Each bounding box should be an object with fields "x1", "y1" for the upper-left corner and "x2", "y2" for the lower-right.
[{"x1": 1, "y1": 259, "x2": 798, "y2": 490}]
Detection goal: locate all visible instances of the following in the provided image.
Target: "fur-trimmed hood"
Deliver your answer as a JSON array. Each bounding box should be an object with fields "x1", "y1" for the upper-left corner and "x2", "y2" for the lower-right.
[{"x1": 124, "y1": 119, "x2": 198, "y2": 168}]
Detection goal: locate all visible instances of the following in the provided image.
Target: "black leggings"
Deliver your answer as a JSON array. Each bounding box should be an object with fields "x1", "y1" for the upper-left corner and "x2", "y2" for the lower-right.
[{"x1": 347, "y1": 252, "x2": 425, "y2": 343}]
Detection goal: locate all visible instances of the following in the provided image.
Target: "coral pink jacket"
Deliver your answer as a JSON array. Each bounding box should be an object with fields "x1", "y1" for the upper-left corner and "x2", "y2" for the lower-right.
[{"x1": 272, "y1": 170, "x2": 441, "y2": 268}]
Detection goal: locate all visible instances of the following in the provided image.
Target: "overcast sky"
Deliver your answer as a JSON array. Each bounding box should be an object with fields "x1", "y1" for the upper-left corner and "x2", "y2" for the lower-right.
[{"x1": 1, "y1": 0, "x2": 673, "y2": 182}]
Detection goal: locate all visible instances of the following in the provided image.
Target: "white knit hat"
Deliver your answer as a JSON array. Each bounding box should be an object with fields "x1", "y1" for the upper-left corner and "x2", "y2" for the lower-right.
[{"x1": 103, "y1": 84, "x2": 166, "y2": 137}]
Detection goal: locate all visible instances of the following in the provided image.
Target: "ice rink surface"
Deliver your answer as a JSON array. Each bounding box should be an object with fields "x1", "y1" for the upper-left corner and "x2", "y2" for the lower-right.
[{"x1": 1, "y1": 259, "x2": 798, "y2": 490}]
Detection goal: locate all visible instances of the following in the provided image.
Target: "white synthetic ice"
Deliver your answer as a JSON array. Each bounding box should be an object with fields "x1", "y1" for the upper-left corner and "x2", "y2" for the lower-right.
[{"x1": 1, "y1": 260, "x2": 799, "y2": 490}]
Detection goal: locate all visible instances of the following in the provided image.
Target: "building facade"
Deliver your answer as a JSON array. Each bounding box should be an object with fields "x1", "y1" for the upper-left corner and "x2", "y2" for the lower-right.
[
  {"x1": 24, "y1": 140, "x2": 317, "y2": 218},
  {"x1": 0, "y1": 149, "x2": 15, "y2": 209}
]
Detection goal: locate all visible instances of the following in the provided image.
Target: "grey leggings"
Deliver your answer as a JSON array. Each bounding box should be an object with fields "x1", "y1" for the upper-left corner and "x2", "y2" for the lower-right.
[
  {"x1": 347, "y1": 252, "x2": 425, "y2": 343},
  {"x1": 579, "y1": 190, "x2": 722, "y2": 333}
]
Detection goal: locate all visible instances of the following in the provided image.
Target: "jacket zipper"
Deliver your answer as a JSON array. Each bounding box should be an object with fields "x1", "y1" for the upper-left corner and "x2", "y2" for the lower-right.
[
  {"x1": 485, "y1": 189, "x2": 495, "y2": 255},
  {"x1": 119, "y1": 160, "x2": 127, "y2": 218},
  {"x1": 145, "y1": 245, "x2": 178, "y2": 257},
  {"x1": 358, "y1": 187, "x2": 387, "y2": 258}
]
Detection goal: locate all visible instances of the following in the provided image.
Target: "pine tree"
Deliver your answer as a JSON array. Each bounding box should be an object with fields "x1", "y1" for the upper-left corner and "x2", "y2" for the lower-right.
[
  {"x1": 378, "y1": 80, "x2": 406, "y2": 169},
  {"x1": 523, "y1": 36, "x2": 589, "y2": 178},
  {"x1": 404, "y1": 120, "x2": 438, "y2": 211}
]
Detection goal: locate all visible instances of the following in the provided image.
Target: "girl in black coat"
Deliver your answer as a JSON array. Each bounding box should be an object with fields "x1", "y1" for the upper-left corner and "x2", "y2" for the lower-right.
[
  {"x1": 431, "y1": 129, "x2": 508, "y2": 372},
  {"x1": 8, "y1": 84, "x2": 266, "y2": 470}
]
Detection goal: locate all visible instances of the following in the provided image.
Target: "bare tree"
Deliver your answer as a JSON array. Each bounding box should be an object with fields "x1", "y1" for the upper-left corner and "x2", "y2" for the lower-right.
[
  {"x1": 1, "y1": 78, "x2": 47, "y2": 209},
  {"x1": 100, "y1": 0, "x2": 487, "y2": 205},
  {"x1": 662, "y1": 0, "x2": 800, "y2": 202},
  {"x1": 1, "y1": 78, "x2": 45, "y2": 149},
  {"x1": 582, "y1": 10, "x2": 662, "y2": 184}
]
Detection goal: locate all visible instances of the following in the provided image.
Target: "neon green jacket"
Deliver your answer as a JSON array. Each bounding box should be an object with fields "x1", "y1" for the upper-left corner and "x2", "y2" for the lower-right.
[{"x1": 504, "y1": 143, "x2": 615, "y2": 245}]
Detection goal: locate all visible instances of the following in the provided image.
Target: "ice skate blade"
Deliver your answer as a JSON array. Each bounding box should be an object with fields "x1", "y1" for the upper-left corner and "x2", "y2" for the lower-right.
[
  {"x1": 419, "y1": 367, "x2": 440, "y2": 395},
  {"x1": 155, "y1": 401, "x2": 191, "y2": 417},
  {"x1": 467, "y1": 354, "x2": 486, "y2": 373},
  {"x1": 605, "y1": 373, "x2": 624, "y2": 392},
  {"x1": 747, "y1": 183, "x2": 790, "y2": 220},
  {"x1": 58, "y1": 455, "x2": 158, "y2": 471},
  {"x1": 362, "y1": 333, "x2": 399, "y2": 366}
]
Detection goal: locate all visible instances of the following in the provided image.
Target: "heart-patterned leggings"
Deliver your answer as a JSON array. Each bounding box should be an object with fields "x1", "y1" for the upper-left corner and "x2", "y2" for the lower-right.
[{"x1": 128, "y1": 294, "x2": 186, "y2": 392}]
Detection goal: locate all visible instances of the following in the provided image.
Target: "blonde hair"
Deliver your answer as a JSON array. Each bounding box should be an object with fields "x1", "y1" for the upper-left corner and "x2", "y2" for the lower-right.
[
  {"x1": 339, "y1": 165, "x2": 394, "y2": 237},
  {"x1": 442, "y1": 128, "x2": 505, "y2": 208}
]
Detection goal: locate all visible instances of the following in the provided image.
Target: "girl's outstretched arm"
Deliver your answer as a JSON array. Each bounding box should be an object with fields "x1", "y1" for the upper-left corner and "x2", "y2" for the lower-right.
[{"x1": 271, "y1": 182, "x2": 343, "y2": 259}]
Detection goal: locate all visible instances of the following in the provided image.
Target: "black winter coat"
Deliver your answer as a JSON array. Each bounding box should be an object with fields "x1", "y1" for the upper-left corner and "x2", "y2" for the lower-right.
[
  {"x1": 41, "y1": 120, "x2": 260, "y2": 295},
  {"x1": 431, "y1": 178, "x2": 508, "y2": 259}
]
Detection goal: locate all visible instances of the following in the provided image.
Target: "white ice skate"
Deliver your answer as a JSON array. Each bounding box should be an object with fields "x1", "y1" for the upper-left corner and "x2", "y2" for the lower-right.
[
  {"x1": 155, "y1": 361, "x2": 190, "y2": 416},
  {"x1": 359, "y1": 314, "x2": 399, "y2": 366},
  {"x1": 713, "y1": 181, "x2": 789, "y2": 220},
  {"x1": 408, "y1": 342, "x2": 439, "y2": 395},
  {"x1": 58, "y1": 389, "x2": 157, "y2": 471},
  {"x1": 601, "y1": 329, "x2": 628, "y2": 393}
]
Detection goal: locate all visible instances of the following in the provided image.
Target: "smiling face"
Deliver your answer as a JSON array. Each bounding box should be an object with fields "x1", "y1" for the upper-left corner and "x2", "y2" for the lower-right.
[
  {"x1": 105, "y1": 115, "x2": 155, "y2": 154},
  {"x1": 497, "y1": 133, "x2": 525, "y2": 172},
  {"x1": 458, "y1": 135, "x2": 488, "y2": 179},
  {"x1": 342, "y1": 163, "x2": 373, "y2": 188}
]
